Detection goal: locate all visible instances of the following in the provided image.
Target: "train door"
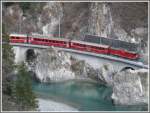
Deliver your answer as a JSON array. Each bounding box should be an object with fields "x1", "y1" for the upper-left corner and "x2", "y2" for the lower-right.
[
  {"x1": 27, "y1": 34, "x2": 29, "y2": 43},
  {"x1": 107, "y1": 46, "x2": 111, "y2": 55},
  {"x1": 67, "y1": 39, "x2": 72, "y2": 48}
]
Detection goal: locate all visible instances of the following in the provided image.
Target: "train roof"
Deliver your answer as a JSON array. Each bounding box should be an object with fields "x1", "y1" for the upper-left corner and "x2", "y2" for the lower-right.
[
  {"x1": 71, "y1": 40, "x2": 109, "y2": 48},
  {"x1": 30, "y1": 34, "x2": 69, "y2": 42},
  {"x1": 84, "y1": 34, "x2": 139, "y2": 44},
  {"x1": 9, "y1": 33, "x2": 27, "y2": 37},
  {"x1": 83, "y1": 34, "x2": 140, "y2": 52}
]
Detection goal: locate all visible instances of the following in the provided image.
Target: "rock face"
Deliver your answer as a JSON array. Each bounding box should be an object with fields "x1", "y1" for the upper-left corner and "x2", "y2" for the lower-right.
[
  {"x1": 97, "y1": 64, "x2": 116, "y2": 86},
  {"x1": 34, "y1": 48, "x2": 75, "y2": 82},
  {"x1": 71, "y1": 60, "x2": 97, "y2": 79},
  {"x1": 28, "y1": 47, "x2": 107, "y2": 83},
  {"x1": 111, "y1": 69, "x2": 148, "y2": 105},
  {"x1": 33, "y1": 47, "x2": 100, "y2": 82}
]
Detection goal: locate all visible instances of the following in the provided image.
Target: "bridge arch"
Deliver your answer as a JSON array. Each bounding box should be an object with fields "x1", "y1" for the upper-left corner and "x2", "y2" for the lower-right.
[
  {"x1": 120, "y1": 66, "x2": 135, "y2": 72},
  {"x1": 26, "y1": 49, "x2": 36, "y2": 62}
]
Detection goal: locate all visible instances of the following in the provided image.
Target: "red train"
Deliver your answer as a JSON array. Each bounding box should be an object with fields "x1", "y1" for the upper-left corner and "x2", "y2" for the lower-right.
[{"x1": 9, "y1": 33, "x2": 140, "y2": 60}]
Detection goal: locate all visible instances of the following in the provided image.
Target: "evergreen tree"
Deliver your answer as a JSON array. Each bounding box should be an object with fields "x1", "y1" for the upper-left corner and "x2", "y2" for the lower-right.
[
  {"x1": 11, "y1": 63, "x2": 38, "y2": 110},
  {"x1": 2, "y1": 25, "x2": 15, "y2": 95}
]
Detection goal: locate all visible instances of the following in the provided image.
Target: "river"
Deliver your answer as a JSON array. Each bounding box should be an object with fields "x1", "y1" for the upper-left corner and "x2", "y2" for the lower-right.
[{"x1": 32, "y1": 80, "x2": 148, "y2": 111}]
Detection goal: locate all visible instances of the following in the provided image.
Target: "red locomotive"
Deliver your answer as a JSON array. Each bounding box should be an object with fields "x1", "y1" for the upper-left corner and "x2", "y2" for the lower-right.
[{"x1": 9, "y1": 33, "x2": 140, "y2": 60}]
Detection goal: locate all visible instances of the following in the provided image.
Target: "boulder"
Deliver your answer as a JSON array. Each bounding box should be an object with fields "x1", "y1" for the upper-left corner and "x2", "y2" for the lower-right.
[{"x1": 111, "y1": 69, "x2": 148, "y2": 105}]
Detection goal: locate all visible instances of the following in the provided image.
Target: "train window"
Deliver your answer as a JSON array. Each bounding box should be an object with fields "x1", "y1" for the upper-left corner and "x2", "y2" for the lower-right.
[
  {"x1": 35, "y1": 38, "x2": 39, "y2": 41},
  {"x1": 93, "y1": 46, "x2": 96, "y2": 49},
  {"x1": 92, "y1": 46, "x2": 96, "y2": 49},
  {"x1": 11, "y1": 37, "x2": 16, "y2": 39},
  {"x1": 89, "y1": 46, "x2": 92, "y2": 48},
  {"x1": 83, "y1": 44, "x2": 86, "y2": 47},
  {"x1": 75, "y1": 43, "x2": 78, "y2": 46},
  {"x1": 96, "y1": 47, "x2": 99, "y2": 49},
  {"x1": 100, "y1": 47, "x2": 104, "y2": 50}
]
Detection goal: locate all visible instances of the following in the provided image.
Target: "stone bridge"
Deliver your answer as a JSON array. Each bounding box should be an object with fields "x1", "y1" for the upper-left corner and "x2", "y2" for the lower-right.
[{"x1": 10, "y1": 43, "x2": 148, "y2": 72}]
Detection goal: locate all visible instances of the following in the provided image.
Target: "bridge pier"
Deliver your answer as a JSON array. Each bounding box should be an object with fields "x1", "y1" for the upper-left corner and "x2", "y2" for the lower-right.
[{"x1": 13, "y1": 47, "x2": 28, "y2": 64}]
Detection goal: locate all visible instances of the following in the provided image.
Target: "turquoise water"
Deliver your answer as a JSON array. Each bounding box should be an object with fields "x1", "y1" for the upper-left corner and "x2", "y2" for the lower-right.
[{"x1": 32, "y1": 80, "x2": 148, "y2": 111}]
